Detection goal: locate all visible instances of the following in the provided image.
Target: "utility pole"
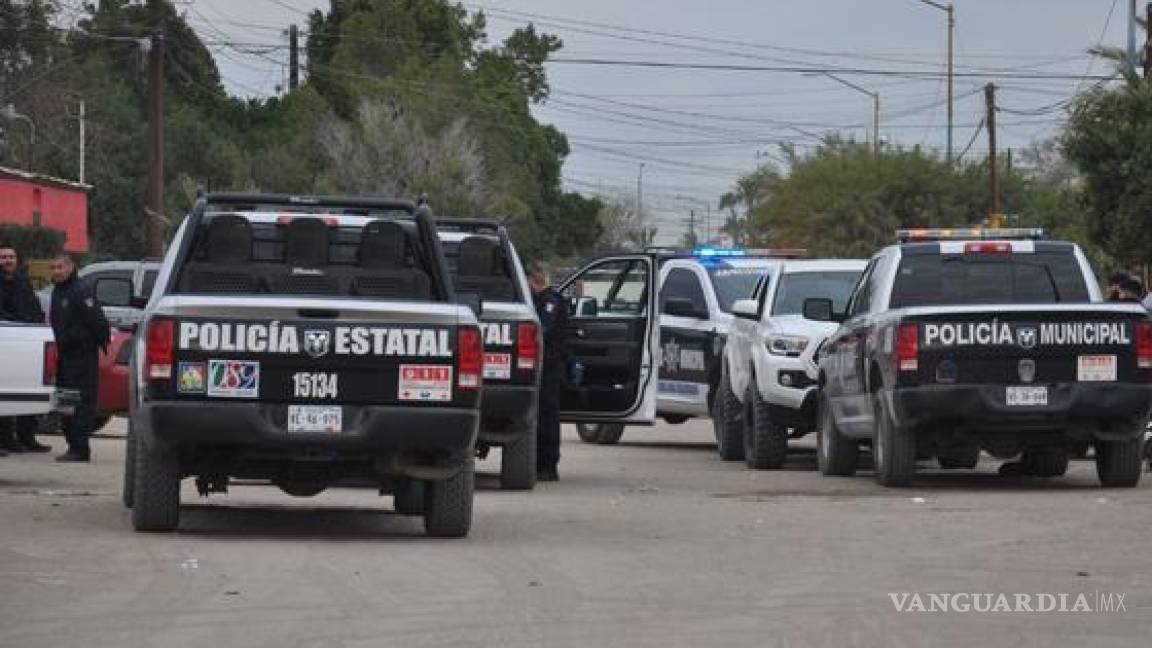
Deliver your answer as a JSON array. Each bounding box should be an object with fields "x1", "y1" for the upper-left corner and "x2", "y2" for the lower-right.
[
  {"x1": 985, "y1": 82, "x2": 1001, "y2": 225},
  {"x1": 78, "y1": 100, "x2": 86, "y2": 184},
  {"x1": 917, "y1": 1, "x2": 954, "y2": 164},
  {"x1": 146, "y1": 3, "x2": 166, "y2": 256},
  {"x1": 810, "y1": 72, "x2": 879, "y2": 155},
  {"x1": 288, "y1": 24, "x2": 300, "y2": 90},
  {"x1": 1131, "y1": 0, "x2": 1140, "y2": 77},
  {"x1": 636, "y1": 162, "x2": 645, "y2": 218},
  {"x1": 1145, "y1": 3, "x2": 1152, "y2": 79}
]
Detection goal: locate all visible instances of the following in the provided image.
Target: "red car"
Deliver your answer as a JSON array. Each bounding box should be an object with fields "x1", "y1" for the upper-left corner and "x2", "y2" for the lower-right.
[{"x1": 95, "y1": 327, "x2": 133, "y2": 428}]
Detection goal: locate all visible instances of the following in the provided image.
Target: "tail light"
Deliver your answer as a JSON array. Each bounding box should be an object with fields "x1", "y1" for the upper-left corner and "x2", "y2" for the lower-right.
[
  {"x1": 896, "y1": 324, "x2": 919, "y2": 372},
  {"x1": 517, "y1": 322, "x2": 539, "y2": 371},
  {"x1": 1137, "y1": 323, "x2": 1152, "y2": 369},
  {"x1": 457, "y1": 326, "x2": 482, "y2": 390},
  {"x1": 145, "y1": 317, "x2": 175, "y2": 381},
  {"x1": 43, "y1": 342, "x2": 58, "y2": 385}
]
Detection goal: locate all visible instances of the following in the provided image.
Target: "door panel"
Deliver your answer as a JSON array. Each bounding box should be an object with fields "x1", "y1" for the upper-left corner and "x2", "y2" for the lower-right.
[{"x1": 559, "y1": 256, "x2": 657, "y2": 423}]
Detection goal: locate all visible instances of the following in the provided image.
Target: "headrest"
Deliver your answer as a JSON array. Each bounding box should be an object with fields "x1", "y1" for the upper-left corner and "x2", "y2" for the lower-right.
[
  {"x1": 457, "y1": 236, "x2": 501, "y2": 276},
  {"x1": 283, "y1": 218, "x2": 329, "y2": 268},
  {"x1": 360, "y1": 220, "x2": 407, "y2": 269},
  {"x1": 205, "y1": 215, "x2": 252, "y2": 263}
]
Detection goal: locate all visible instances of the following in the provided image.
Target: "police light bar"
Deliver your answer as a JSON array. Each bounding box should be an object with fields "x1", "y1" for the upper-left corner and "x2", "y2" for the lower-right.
[
  {"x1": 896, "y1": 227, "x2": 1045, "y2": 243},
  {"x1": 694, "y1": 247, "x2": 747, "y2": 257}
]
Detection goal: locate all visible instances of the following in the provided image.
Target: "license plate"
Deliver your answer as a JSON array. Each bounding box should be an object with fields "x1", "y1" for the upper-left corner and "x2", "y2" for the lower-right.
[
  {"x1": 483, "y1": 353, "x2": 511, "y2": 380},
  {"x1": 287, "y1": 405, "x2": 342, "y2": 433},
  {"x1": 1006, "y1": 386, "x2": 1048, "y2": 407},
  {"x1": 1077, "y1": 355, "x2": 1117, "y2": 382}
]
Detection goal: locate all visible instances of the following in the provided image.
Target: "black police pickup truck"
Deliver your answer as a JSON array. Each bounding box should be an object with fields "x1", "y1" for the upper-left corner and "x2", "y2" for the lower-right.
[
  {"x1": 125, "y1": 194, "x2": 483, "y2": 537},
  {"x1": 814, "y1": 229, "x2": 1152, "y2": 487}
]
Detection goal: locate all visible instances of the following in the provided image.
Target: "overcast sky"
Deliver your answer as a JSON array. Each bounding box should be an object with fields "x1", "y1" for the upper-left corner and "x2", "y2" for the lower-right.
[{"x1": 184, "y1": 0, "x2": 1132, "y2": 244}]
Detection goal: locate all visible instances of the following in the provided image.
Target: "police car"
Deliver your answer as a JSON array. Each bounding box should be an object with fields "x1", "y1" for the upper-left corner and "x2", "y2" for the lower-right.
[
  {"x1": 720, "y1": 259, "x2": 866, "y2": 467},
  {"x1": 814, "y1": 228, "x2": 1152, "y2": 487},
  {"x1": 436, "y1": 219, "x2": 542, "y2": 490},
  {"x1": 574, "y1": 249, "x2": 780, "y2": 445}
]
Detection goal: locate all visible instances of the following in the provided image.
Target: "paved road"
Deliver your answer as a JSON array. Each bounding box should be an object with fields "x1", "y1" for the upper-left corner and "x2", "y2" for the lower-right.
[{"x1": 1, "y1": 418, "x2": 1150, "y2": 647}]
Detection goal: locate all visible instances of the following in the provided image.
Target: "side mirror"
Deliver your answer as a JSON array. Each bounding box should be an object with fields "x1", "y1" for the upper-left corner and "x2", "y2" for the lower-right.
[
  {"x1": 93, "y1": 277, "x2": 133, "y2": 308},
  {"x1": 664, "y1": 297, "x2": 707, "y2": 319},
  {"x1": 572, "y1": 296, "x2": 598, "y2": 317},
  {"x1": 803, "y1": 297, "x2": 843, "y2": 323},
  {"x1": 457, "y1": 291, "x2": 483, "y2": 318},
  {"x1": 731, "y1": 298, "x2": 759, "y2": 321}
]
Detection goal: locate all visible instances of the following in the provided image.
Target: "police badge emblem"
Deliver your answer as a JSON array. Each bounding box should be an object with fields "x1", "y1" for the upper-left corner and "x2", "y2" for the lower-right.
[{"x1": 303, "y1": 329, "x2": 331, "y2": 358}]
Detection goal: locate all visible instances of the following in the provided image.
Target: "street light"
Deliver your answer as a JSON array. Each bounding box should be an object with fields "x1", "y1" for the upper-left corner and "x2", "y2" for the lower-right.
[
  {"x1": 917, "y1": 0, "x2": 955, "y2": 165},
  {"x1": 1, "y1": 103, "x2": 35, "y2": 172},
  {"x1": 809, "y1": 72, "x2": 880, "y2": 156}
]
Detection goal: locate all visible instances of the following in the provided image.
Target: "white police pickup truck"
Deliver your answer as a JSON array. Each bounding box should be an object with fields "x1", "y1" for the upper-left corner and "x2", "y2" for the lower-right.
[
  {"x1": 719, "y1": 259, "x2": 866, "y2": 467},
  {"x1": 574, "y1": 249, "x2": 778, "y2": 445},
  {"x1": 0, "y1": 321, "x2": 55, "y2": 417}
]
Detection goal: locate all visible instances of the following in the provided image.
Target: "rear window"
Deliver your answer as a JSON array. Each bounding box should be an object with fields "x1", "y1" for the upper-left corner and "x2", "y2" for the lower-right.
[
  {"x1": 890, "y1": 252, "x2": 1091, "y2": 308},
  {"x1": 771, "y1": 271, "x2": 861, "y2": 316},
  {"x1": 174, "y1": 211, "x2": 441, "y2": 301}
]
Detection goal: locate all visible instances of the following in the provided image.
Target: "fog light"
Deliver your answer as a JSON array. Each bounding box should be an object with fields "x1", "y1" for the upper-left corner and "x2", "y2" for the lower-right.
[{"x1": 780, "y1": 372, "x2": 794, "y2": 387}]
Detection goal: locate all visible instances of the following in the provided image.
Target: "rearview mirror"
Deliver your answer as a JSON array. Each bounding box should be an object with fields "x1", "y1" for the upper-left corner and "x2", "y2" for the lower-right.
[
  {"x1": 456, "y1": 291, "x2": 483, "y2": 317},
  {"x1": 803, "y1": 297, "x2": 842, "y2": 323},
  {"x1": 664, "y1": 297, "x2": 707, "y2": 319},
  {"x1": 731, "y1": 299, "x2": 759, "y2": 320}
]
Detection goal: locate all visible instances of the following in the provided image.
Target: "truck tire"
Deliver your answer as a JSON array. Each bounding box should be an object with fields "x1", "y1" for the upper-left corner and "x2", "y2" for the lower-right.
[
  {"x1": 1096, "y1": 438, "x2": 1143, "y2": 488},
  {"x1": 743, "y1": 386, "x2": 788, "y2": 469},
  {"x1": 423, "y1": 461, "x2": 474, "y2": 538},
  {"x1": 817, "y1": 392, "x2": 858, "y2": 476},
  {"x1": 122, "y1": 419, "x2": 136, "y2": 508},
  {"x1": 1021, "y1": 450, "x2": 1069, "y2": 477},
  {"x1": 131, "y1": 433, "x2": 182, "y2": 532},
  {"x1": 872, "y1": 392, "x2": 915, "y2": 487},
  {"x1": 393, "y1": 480, "x2": 424, "y2": 515},
  {"x1": 713, "y1": 366, "x2": 745, "y2": 461},
  {"x1": 576, "y1": 423, "x2": 624, "y2": 445},
  {"x1": 500, "y1": 431, "x2": 537, "y2": 491}
]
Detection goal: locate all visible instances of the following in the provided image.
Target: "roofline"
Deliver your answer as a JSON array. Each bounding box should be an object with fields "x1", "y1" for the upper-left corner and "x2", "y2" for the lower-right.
[
  {"x1": 779, "y1": 259, "x2": 869, "y2": 272},
  {"x1": 0, "y1": 165, "x2": 91, "y2": 192},
  {"x1": 202, "y1": 192, "x2": 417, "y2": 212}
]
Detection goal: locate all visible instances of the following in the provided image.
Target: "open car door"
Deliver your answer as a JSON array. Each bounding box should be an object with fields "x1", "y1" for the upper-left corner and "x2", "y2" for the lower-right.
[{"x1": 558, "y1": 255, "x2": 659, "y2": 424}]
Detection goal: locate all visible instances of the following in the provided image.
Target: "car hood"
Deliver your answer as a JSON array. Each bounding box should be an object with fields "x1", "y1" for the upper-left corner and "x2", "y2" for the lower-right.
[{"x1": 770, "y1": 314, "x2": 840, "y2": 339}]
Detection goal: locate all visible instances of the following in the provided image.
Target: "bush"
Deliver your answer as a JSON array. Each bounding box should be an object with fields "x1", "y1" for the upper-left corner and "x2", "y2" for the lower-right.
[{"x1": 0, "y1": 224, "x2": 67, "y2": 260}]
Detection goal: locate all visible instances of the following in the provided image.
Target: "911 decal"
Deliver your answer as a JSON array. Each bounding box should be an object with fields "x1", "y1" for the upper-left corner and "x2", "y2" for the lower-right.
[
  {"x1": 398, "y1": 365, "x2": 453, "y2": 402},
  {"x1": 292, "y1": 372, "x2": 339, "y2": 399}
]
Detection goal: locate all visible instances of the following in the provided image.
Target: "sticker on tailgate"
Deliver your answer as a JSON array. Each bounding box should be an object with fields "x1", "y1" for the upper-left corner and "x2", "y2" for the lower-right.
[
  {"x1": 483, "y1": 353, "x2": 511, "y2": 380},
  {"x1": 178, "y1": 362, "x2": 206, "y2": 394},
  {"x1": 207, "y1": 360, "x2": 260, "y2": 398},
  {"x1": 1077, "y1": 355, "x2": 1117, "y2": 382},
  {"x1": 398, "y1": 365, "x2": 453, "y2": 402}
]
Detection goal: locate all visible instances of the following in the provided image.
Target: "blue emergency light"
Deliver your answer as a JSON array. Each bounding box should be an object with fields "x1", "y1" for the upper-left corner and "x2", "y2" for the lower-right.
[{"x1": 694, "y1": 247, "x2": 747, "y2": 258}]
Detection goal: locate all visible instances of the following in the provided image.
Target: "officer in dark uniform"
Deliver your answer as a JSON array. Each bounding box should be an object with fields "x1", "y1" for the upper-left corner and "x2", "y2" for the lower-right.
[
  {"x1": 0, "y1": 243, "x2": 50, "y2": 455},
  {"x1": 527, "y1": 262, "x2": 568, "y2": 482},
  {"x1": 49, "y1": 253, "x2": 110, "y2": 462}
]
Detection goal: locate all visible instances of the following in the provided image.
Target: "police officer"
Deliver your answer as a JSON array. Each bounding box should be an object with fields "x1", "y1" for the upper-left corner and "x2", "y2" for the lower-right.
[
  {"x1": 48, "y1": 253, "x2": 110, "y2": 463},
  {"x1": 1, "y1": 243, "x2": 51, "y2": 455},
  {"x1": 527, "y1": 262, "x2": 568, "y2": 482}
]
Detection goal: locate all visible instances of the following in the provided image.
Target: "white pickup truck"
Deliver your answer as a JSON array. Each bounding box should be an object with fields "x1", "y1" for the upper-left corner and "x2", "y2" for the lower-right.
[{"x1": 0, "y1": 322, "x2": 56, "y2": 416}]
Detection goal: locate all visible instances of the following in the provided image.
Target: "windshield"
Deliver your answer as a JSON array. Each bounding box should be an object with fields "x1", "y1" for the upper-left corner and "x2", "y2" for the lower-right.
[
  {"x1": 707, "y1": 264, "x2": 773, "y2": 312},
  {"x1": 889, "y1": 252, "x2": 1091, "y2": 308},
  {"x1": 772, "y1": 271, "x2": 861, "y2": 316}
]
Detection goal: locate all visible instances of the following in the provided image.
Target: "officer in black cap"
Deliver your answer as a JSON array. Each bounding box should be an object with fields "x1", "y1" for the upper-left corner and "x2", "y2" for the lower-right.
[
  {"x1": 48, "y1": 253, "x2": 110, "y2": 462},
  {"x1": 527, "y1": 261, "x2": 569, "y2": 482}
]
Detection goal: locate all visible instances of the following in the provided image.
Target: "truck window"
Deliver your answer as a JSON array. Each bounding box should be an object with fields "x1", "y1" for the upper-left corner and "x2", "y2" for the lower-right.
[
  {"x1": 889, "y1": 252, "x2": 1091, "y2": 308},
  {"x1": 441, "y1": 235, "x2": 519, "y2": 302},
  {"x1": 175, "y1": 212, "x2": 439, "y2": 300},
  {"x1": 661, "y1": 268, "x2": 708, "y2": 314},
  {"x1": 771, "y1": 271, "x2": 861, "y2": 316},
  {"x1": 707, "y1": 264, "x2": 772, "y2": 312}
]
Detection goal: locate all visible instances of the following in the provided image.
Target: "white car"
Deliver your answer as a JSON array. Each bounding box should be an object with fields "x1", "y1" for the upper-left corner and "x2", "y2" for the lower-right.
[
  {"x1": 0, "y1": 321, "x2": 56, "y2": 416},
  {"x1": 717, "y1": 259, "x2": 866, "y2": 468}
]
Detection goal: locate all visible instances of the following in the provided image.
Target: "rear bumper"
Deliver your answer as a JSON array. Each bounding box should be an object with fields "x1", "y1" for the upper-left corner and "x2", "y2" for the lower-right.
[
  {"x1": 139, "y1": 401, "x2": 479, "y2": 452},
  {"x1": 478, "y1": 383, "x2": 537, "y2": 443},
  {"x1": 892, "y1": 383, "x2": 1152, "y2": 439}
]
